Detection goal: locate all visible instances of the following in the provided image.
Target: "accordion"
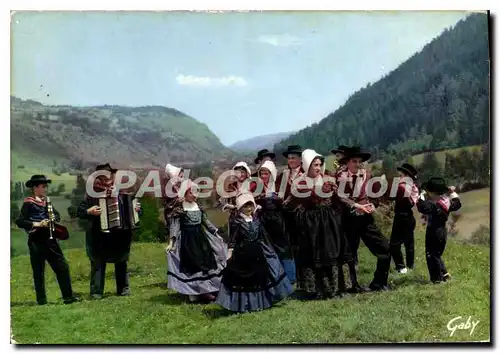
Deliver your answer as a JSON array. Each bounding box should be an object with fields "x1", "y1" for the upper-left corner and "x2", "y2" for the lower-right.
[{"x1": 99, "y1": 194, "x2": 140, "y2": 232}]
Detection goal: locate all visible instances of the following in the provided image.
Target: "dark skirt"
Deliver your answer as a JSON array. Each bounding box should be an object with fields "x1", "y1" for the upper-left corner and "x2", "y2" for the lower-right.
[
  {"x1": 179, "y1": 225, "x2": 217, "y2": 275},
  {"x1": 260, "y1": 209, "x2": 296, "y2": 283},
  {"x1": 294, "y1": 205, "x2": 352, "y2": 295},
  {"x1": 216, "y1": 241, "x2": 293, "y2": 313}
]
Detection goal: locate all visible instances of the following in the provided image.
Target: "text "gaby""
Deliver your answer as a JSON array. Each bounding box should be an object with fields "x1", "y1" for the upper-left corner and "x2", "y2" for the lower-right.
[{"x1": 447, "y1": 316, "x2": 480, "y2": 337}]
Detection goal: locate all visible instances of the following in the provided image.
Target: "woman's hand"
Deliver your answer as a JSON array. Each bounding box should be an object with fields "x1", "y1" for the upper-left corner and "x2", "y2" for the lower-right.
[
  {"x1": 135, "y1": 202, "x2": 142, "y2": 212},
  {"x1": 353, "y1": 203, "x2": 374, "y2": 214},
  {"x1": 166, "y1": 240, "x2": 175, "y2": 252}
]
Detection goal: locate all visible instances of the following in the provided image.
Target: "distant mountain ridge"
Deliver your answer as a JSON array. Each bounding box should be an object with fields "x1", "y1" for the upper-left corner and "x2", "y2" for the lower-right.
[
  {"x1": 10, "y1": 96, "x2": 235, "y2": 176},
  {"x1": 229, "y1": 131, "x2": 294, "y2": 152}
]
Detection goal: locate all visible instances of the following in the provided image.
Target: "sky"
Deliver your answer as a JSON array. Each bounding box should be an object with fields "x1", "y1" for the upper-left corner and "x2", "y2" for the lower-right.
[{"x1": 11, "y1": 11, "x2": 470, "y2": 146}]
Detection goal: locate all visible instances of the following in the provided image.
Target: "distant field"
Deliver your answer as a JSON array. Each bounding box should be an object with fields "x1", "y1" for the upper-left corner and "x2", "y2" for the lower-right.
[
  {"x1": 326, "y1": 145, "x2": 484, "y2": 171},
  {"x1": 11, "y1": 150, "x2": 77, "y2": 191},
  {"x1": 411, "y1": 145, "x2": 483, "y2": 166},
  {"x1": 451, "y1": 187, "x2": 490, "y2": 241}
]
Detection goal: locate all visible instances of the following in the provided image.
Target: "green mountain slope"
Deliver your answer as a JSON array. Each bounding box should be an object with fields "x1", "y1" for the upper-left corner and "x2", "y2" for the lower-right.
[
  {"x1": 10, "y1": 97, "x2": 233, "y2": 178},
  {"x1": 275, "y1": 13, "x2": 490, "y2": 160}
]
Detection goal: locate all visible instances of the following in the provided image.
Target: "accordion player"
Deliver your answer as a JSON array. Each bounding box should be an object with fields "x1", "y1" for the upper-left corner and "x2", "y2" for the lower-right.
[{"x1": 99, "y1": 194, "x2": 140, "y2": 232}]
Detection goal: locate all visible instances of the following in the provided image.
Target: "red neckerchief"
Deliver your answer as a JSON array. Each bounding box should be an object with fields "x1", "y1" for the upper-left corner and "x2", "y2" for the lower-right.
[
  {"x1": 437, "y1": 195, "x2": 451, "y2": 212},
  {"x1": 398, "y1": 181, "x2": 419, "y2": 205},
  {"x1": 24, "y1": 196, "x2": 46, "y2": 207}
]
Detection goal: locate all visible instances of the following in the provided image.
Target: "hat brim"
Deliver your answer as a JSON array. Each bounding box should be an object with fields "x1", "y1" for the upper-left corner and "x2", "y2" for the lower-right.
[
  {"x1": 282, "y1": 150, "x2": 303, "y2": 158},
  {"x1": 26, "y1": 179, "x2": 52, "y2": 188},
  {"x1": 254, "y1": 153, "x2": 276, "y2": 164},
  {"x1": 421, "y1": 183, "x2": 449, "y2": 194},
  {"x1": 397, "y1": 167, "x2": 417, "y2": 179},
  {"x1": 341, "y1": 152, "x2": 371, "y2": 163},
  {"x1": 330, "y1": 149, "x2": 345, "y2": 154}
]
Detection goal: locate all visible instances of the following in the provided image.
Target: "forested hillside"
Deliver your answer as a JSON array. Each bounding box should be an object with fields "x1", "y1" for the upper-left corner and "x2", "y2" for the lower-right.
[{"x1": 276, "y1": 13, "x2": 490, "y2": 161}]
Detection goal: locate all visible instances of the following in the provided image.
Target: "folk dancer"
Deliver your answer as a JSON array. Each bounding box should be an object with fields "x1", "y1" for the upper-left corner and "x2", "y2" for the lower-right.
[
  {"x1": 77, "y1": 163, "x2": 142, "y2": 299},
  {"x1": 217, "y1": 161, "x2": 257, "y2": 235},
  {"x1": 251, "y1": 149, "x2": 276, "y2": 178},
  {"x1": 16, "y1": 175, "x2": 80, "y2": 305},
  {"x1": 163, "y1": 163, "x2": 184, "y2": 228},
  {"x1": 166, "y1": 180, "x2": 227, "y2": 303},
  {"x1": 389, "y1": 163, "x2": 419, "y2": 274},
  {"x1": 417, "y1": 177, "x2": 461, "y2": 283},
  {"x1": 255, "y1": 160, "x2": 296, "y2": 283},
  {"x1": 276, "y1": 145, "x2": 305, "y2": 262},
  {"x1": 336, "y1": 147, "x2": 391, "y2": 292},
  {"x1": 216, "y1": 192, "x2": 292, "y2": 312},
  {"x1": 284, "y1": 149, "x2": 352, "y2": 299}
]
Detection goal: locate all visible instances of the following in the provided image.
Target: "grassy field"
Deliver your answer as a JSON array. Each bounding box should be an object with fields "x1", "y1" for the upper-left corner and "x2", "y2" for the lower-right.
[
  {"x1": 10, "y1": 230, "x2": 490, "y2": 344},
  {"x1": 11, "y1": 188, "x2": 490, "y2": 344}
]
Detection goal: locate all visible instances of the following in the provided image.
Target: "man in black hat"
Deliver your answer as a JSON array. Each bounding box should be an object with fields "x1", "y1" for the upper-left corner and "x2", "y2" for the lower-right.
[
  {"x1": 417, "y1": 177, "x2": 461, "y2": 283},
  {"x1": 15, "y1": 175, "x2": 80, "y2": 305},
  {"x1": 335, "y1": 146, "x2": 391, "y2": 292},
  {"x1": 276, "y1": 145, "x2": 304, "y2": 199},
  {"x1": 275, "y1": 145, "x2": 304, "y2": 279},
  {"x1": 389, "y1": 163, "x2": 419, "y2": 274},
  {"x1": 77, "y1": 163, "x2": 141, "y2": 299},
  {"x1": 330, "y1": 145, "x2": 349, "y2": 173},
  {"x1": 251, "y1": 149, "x2": 276, "y2": 178}
]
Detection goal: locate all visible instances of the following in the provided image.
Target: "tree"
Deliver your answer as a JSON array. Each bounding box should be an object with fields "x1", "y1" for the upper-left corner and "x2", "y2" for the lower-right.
[
  {"x1": 133, "y1": 195, "x2": 161, "y2": 242},
  {"x1": 419, "y1": 152, "x2": 443, "y2": 182},
  {"x1": 67, "y1": 174, "x2": 87, "y2": 230},
  {"x1": 57, "y1": 183, "x2": 66, "y2": 195},
  {"x1": 381, "y1": 154, "x2": 397, "y2": 180},
  {"x1": 11, "y1": 201, "x2": 20, "y2": 224}
]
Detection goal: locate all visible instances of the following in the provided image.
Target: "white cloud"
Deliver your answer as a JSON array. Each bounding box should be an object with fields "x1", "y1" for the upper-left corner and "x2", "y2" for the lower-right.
[
  {"x1": 176, "y1": 74, "x2": 248, "y2": 88},
  {"x1": 255, "y1": 34, "x2": 302, "y2": 47}
]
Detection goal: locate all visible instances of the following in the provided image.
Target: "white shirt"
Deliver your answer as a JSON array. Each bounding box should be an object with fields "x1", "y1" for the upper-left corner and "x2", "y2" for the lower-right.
[
  {"x1": 290, "y1": 166, "x2": 302, "y2": 180},
  {"x1": 239, "y1": 212, "x2": 253, "y2": 222},
  {"x1": 182, "y1": 201, "x2": 200, "y2": 211}
]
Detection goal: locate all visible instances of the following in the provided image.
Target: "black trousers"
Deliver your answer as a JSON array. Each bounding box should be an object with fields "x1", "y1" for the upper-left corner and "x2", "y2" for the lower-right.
[
  {"x1": 425, "y1": 228, "x2": 448, "y2": 282},
  {"x1": 28, "y1": 239, "x2": 74, "y2": 304},
  {"x1": 390, "y1": 213, "x2": 416, "y2": 270},
  {"x1": 344, "y1": 213, "x2": 391, "y2": 289},
  {"x1": 90, "y1": 260, "x2": 129, "y2": 296}
]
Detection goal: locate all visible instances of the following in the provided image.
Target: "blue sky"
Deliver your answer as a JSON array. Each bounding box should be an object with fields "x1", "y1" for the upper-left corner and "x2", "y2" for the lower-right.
[{"x1": 11, "y1": 11, "x2": 469, "y2": 146}]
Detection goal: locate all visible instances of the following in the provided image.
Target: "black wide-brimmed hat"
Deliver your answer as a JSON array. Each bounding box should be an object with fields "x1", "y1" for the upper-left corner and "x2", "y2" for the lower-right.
[
  {"x1": 282, "y1": 145, "x2": 303, "y2": 158},
  {"x1": 95, "y1": 163, "x2": 118, "y2": 173},
  {"x1": 330, "y1": 145, "x2": 349, "y2": 154},
  {"x1": 340, "y1": 146, "x2": 372, "y2": 163},
  {"x1": 397, "y1": 163, "x2": 419, "y2": 180},
  {"x1": 254, "y1": 149, "x2": 276, "y2": 164},
  {"x1": 25, "y1": 175, "x2": 52, "y2": 188},
  {"x1": 421, "y1": 177, "x2": 449, "y2": 195}
]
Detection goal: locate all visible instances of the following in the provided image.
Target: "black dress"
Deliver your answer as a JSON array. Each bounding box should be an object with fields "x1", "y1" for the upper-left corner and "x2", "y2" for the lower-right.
[
  {"x1": 288, "y1": 180, "x2": 352, "y2": 298},
  {"x1": 255, "y1": 191, "x2": 296, "y2": 283},
  {"x1": 216, "y1": 214, "x2": 293, "y2": 312}
]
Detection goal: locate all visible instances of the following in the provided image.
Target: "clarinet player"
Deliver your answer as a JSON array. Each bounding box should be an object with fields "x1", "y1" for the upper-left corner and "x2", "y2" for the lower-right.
[
  {"x1": 16, "y1": 175, "x2": 80, "y2": 305},
  {"x1": 77, "y1": 163, "x2": 142, "y2": 299}
]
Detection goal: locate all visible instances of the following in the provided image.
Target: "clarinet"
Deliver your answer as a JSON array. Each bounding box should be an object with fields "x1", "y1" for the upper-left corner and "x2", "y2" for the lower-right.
[{"x1": 46, "y1": 196, "x2": 56, "y2": 240}]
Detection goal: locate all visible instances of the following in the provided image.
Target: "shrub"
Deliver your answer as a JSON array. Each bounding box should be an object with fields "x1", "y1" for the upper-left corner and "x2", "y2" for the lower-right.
[
  {"x1": 447, "y1": 212, "x2": 462, "y2": 238},
  {"x1": 469, "y1": 225, "x2": 490, "y2": 245}
]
